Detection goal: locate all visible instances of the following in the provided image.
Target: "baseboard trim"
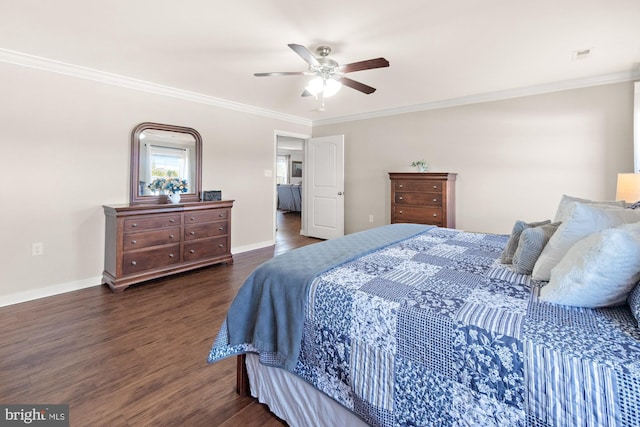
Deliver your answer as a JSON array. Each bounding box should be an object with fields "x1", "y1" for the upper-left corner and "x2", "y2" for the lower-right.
[
  {"x1": 0, "y1": 276, "x2": 103, "y2": 308},
  {"x1": 0, "y1": 241, "x2": 276, "y2": 308},
  {"x1": 231, "y1": 240, "x2": 274, "y2": 255}
]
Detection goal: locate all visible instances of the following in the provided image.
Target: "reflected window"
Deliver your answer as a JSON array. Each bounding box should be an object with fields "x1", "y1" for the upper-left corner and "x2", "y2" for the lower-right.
[
  {"x1": 276, "y1": 155, "x2": 289, "y2": 184},
  {"x1": 149, "y1": 145, "x2": 190, "y2": 180}
]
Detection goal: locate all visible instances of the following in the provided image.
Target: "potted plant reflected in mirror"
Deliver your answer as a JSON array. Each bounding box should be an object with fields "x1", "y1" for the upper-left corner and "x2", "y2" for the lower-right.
[
  {"x1": 147, "y1": 177, "x2": 189, "y2": 204},
  {"x1": 410, "y1": 160, "x2": 428, "y2": 172}
]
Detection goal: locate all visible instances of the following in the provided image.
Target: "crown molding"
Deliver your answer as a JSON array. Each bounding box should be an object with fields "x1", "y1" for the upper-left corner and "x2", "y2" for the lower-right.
[
  {"x1": 0, "y1": 48, "x2": 312, "y2": 127},
  {"x1": 1, "y1": 48, "x2": 637, "y2": 128},
  {"x1": 312, "y1": 70, "x2": 640, "y2": 126}
]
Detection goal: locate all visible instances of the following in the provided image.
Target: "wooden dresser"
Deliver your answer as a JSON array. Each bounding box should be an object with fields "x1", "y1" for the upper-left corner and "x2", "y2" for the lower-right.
[
  {"x1": 102, "y1": 200, "x2": 234, "y2": 292},
  {"x1": 389, "y1": 172, "x2": 457, "y2": 228}
]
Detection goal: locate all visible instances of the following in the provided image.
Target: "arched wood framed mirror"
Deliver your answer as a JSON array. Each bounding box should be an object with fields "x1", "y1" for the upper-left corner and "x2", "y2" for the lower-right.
[{"x1": 130, "y1": 122, "x2": 202, "y2": 205}]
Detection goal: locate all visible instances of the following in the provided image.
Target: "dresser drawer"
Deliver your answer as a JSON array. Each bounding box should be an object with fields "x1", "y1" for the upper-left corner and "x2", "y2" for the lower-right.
[
  {"x1": 184, "y1": 236, "x2": 228, "y2": 261},
  {"x1": 394, "y1": 180, "x2": 442, "y2": 192},
  {"x1": 122, "y1": 244, "x2": 181, "y2": 275},
  {"x1": 184, "y1": 209, "x2": 229, "y2": 224},
  {"x1": 395, "y1": 192, "x2": 442, "y2": 207},
  {"x1": 124, "y1": 214, "x2": 181, "y2": 232},
  {"x1": 123, "y1": 227, "x2": 180, "y2": 250},
  {"x1": 184, "y1": 221, "x2": 229, "y2": 241},
  {"x1": 393, "y1": 206, "x2": 444, "y2": 226}
]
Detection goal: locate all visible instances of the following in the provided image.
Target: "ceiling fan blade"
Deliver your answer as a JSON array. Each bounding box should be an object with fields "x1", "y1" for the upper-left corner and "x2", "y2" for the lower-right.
[
  {"x1": 254, "y1": 71, "x2": 308, "y2": 77},
  {"x1": 339, "y1": 57, "x2": 390, "y2": 73},
  {"x1": 339, "y1": 57, "x2": 389, "y2": 73},
  {"x1": 288, "y1": 44, "x2": 321, "y2": 67},
  {"x1": 337, "y1": 77, "x2": 376, "y2": 94}
]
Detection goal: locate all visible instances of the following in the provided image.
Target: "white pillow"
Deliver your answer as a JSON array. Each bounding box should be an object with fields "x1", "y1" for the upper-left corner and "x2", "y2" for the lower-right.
[
  {"x1": 553, "y1": 194, "x2": 625, "y2": 222},
  {"x1": 539, "y1": 227, "x2": 640, "y2": 307},
  {"x1": 532, "y1": 202, "x2": 640, "y2": 281}
]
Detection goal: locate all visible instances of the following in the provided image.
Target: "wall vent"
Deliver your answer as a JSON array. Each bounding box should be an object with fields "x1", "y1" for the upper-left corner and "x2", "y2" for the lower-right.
[{"x1": 572, "y1": 48, "x2": 593, "y2": 60}]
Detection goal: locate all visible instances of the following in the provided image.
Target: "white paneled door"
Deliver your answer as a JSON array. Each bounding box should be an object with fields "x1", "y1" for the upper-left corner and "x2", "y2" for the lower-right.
[{"x1": 304, "y1": 135, "x2": 345, "y2": 239}]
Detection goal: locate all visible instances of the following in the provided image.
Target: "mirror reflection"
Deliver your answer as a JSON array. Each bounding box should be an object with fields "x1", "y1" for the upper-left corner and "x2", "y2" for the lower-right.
[
  {"x1": 130, "y1": 122, "x2": 202, "y2": 205},
  {"x1": 138, "y1": 129, "x2": 197, "y2": 196}
]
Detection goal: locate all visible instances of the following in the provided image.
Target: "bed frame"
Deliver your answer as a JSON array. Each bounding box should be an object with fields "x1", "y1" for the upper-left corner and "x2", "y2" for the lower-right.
[{"x1": 236, "y1": 354, "x2": 250, "y2": 395}]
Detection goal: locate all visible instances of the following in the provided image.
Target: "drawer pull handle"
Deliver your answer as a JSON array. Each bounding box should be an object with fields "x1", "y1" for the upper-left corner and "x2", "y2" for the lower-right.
[
  {"x1": 433, "y1": 185, "x2": 437, "y2": 189},
  {"x1": 131, "y1": 223, "x2": 137, "y2": 228},
  {"x1": 399, "y1": 210, "x2": 403, "y2": 214},
  {"x1": 433, "y1": 213, "x2": 437, "y2": 217},
  {"x1": 398, "y1": 197, "x2": 403, "y2": 200},
  {"x1": 398, "y1": 184, "x2": 404, "y2": 188},
  {"x1": 433, "y1": 198, "x2": 438, "y2": 202},
  {"x1": 169, "y1": 234, "x2": 175, "y2": 239},
  {"x1": 190, "y1": 249, "x2": 195, "y2": 254},
  {"x1": 218, "y1": 227, "x2": 224, "y2": 231},
  {"x1": 169, "y1": 253, "x2": 175, "y2": 258},
  {"x1": 190, "y1": 231, "x2": 196, "y2": 235},
  {"x1": 170, "y1": 219, "x2": 175, "y2": 223},
  {"x1": 131, "y1": 261, "x2": 137, "y2": 266},
  {"x1": 218, "y1": 244, "x2": 224, "y2": 248},
  {"x1": 190, "y1": 217, "x2": 195, "y2": 221},
  {"x1": 131, "y1": 240, "x2": 137, "y2": 244},
  {"x1": 219, "y1": 213, "x2": 224, "y2": 217}
]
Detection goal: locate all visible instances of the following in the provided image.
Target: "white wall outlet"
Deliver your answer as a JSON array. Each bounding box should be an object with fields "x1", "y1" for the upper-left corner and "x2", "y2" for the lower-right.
[
  {"x1": 32, "y1": 242, "x2": 44, "y2": 256},
  {"x1": 369, "y1": 214, "x2": 374, "y2": 223}
]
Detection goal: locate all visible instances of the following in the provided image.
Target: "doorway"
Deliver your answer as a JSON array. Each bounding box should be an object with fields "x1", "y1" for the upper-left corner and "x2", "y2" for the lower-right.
[
  {"x1": 275, "y1": 134, "x2": 306, "y2": 242},
  {"x1": 273, "y1": 131, "x2": 345, "y2": 242}
]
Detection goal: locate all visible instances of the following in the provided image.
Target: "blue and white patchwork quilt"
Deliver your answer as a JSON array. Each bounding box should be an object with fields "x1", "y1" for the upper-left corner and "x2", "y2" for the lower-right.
[{"x1": 208, "y1": 226, "x2": 640, "y2": 426}]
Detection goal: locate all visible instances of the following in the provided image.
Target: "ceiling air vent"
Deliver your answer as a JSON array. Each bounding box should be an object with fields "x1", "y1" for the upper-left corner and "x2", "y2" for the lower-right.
[{"x1": 572, "y1": 48, "x2": 593, "y2": 61}]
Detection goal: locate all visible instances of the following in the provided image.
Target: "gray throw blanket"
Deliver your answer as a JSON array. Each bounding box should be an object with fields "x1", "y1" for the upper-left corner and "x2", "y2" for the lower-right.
[{"x1": 224, "y1": 223, "x2": 431, "y2": 371}]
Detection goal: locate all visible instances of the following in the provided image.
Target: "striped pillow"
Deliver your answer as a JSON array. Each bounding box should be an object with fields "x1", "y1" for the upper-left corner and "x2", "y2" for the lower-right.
[
  {"x1": 629, "y1": 283, "x2": 640, "y2": 328},
  {"x1": 501, "y1": 219, "x2": 551, "y2": 264},
  {"x1": 512, "y1": 222, "x2": 561, "y2": 275}
]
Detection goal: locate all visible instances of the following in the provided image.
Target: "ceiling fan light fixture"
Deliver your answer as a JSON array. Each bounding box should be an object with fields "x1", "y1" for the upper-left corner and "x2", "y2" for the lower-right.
[
  {"x1": 305, "y1": 76, "x2": 342, "y2": 98},
  {"x1": 323, "y1": 78, "x2": 342, "y2": 97}
]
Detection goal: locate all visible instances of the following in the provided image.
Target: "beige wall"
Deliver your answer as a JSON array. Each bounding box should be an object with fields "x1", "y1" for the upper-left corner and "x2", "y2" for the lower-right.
[
  {"x1": 0, "y1": 62, "x2": 310, "y2": 305},
  {"x1": 0, "y1": 59, "x2": 634, "y2": 305},
  {"x1": 313, "y1": 82, "x2": 635, "y2": 235}
]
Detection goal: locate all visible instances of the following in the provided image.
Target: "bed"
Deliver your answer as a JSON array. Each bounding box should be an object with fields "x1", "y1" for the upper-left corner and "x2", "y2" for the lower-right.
[
  {"x1": 277, "y1": 184, "x2": 302, "y2": 212},
  {"x1": 208, "y1": 202, "x2": 640, "y2": 426}
]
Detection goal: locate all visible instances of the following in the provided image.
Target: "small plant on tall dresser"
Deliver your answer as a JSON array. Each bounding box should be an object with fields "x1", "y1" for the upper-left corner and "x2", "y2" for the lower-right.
[{"x1": 410, "y1": 160, "x2": 428, "y2": 172}]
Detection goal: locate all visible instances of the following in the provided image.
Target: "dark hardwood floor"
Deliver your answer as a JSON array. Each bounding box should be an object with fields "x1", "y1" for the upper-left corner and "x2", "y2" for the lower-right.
[{"x1": 0, "y1": 210, "x2": 321, "y2": 426}]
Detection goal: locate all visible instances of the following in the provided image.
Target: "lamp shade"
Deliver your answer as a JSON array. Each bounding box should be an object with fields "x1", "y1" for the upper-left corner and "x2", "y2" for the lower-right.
[{"x1": 616, "y1": 173, "x2": 640, "y2": 202}]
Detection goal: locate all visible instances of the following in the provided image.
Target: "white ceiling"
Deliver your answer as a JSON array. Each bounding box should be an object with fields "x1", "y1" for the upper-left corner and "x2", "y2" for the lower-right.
[{"x1": 1, "y1": 0, "x2": 639, "y2": 124}]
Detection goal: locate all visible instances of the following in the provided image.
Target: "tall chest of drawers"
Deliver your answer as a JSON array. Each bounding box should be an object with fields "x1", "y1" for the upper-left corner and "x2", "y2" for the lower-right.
[
  {"x1": 389, "y1": 172, "x2": 457, "y2": 228},
  {"x1": 103, "y1": 200, "x2": 234, "y2": 292}
]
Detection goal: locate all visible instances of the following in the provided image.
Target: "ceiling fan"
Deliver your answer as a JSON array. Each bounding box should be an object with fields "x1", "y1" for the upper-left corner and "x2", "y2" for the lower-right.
[{"x1": 254, "y1": 44, "x2": 389, "y2": 100}]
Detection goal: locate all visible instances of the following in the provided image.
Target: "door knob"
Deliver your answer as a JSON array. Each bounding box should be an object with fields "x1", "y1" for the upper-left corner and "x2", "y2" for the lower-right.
[{"x1": 338, "y1": 192, "x2": 343, "y2": 195}]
